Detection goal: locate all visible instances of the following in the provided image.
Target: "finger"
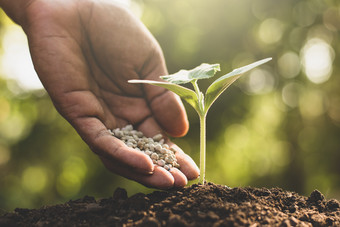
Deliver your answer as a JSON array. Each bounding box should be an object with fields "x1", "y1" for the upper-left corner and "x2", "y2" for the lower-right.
[
  {"x1": 150, "y1": 90, "x2": 189, "y2": 137},
  {"x1": 170, "y1": 144, "x2": 200, "y2": 180},
  {"x1": 137, "y1": 118, "x2": 198, "y2": 180},
  {"x1": 169, "y1": 167, "x2": 187, "y2": 188},
  {"x1": 73, "y1": 117, "x2": 154, "y2": 173},
  {"x1": 139, "y1": 48, "x2": 189, "y2": 137},
  {"x1": 100, "y1": 157, "x2": 176, "y2": 189}
]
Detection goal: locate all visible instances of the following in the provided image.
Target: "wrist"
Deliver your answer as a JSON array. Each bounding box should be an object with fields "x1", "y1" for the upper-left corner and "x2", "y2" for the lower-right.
[{"x1": 0, "y1": 0, "x2": 36, "y2": 25}]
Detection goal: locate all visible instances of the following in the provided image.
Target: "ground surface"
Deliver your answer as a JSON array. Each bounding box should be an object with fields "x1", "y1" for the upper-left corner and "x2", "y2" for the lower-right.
[{"x1": 1, "y1": 182, "x2": 340, "y2": 226}]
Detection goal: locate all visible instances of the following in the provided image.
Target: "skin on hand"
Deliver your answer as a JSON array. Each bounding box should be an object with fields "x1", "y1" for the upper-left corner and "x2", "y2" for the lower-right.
[{"x1": 1, "y1": 0, "x2": 199, "y2": 189}]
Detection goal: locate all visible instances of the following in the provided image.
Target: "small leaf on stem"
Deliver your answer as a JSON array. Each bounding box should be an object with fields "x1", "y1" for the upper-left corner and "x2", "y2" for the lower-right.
[
  {"x1": 204, "y1": 58, "x2": 272, "y2": 112},
  {"x1": 128, "y1": 79, "x2": 199, "y2": 111},
  {"x1": 160, "y1": 63, "x2": 220, "y2": 85}
]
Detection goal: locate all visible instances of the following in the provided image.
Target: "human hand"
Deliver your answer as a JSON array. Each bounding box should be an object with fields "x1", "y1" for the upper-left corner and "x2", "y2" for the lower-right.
[{"x1": 1, "y1": 0, "x2": 199, "y2": 188}]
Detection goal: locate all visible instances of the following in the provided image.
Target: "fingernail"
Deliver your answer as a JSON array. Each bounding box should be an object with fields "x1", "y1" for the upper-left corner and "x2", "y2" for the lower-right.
[{"x1": 136, "y1": 166, "x2": 154, "y2": 175}]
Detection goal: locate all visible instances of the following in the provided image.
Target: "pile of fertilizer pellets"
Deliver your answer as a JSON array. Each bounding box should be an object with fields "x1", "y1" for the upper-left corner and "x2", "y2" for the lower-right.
[{"x1": 108, "y1": 125, "x2": 180, "y2": 171}]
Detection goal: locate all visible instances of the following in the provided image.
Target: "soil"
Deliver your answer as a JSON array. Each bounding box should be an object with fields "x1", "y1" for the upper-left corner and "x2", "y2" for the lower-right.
[{"x1": 1, "y1": 182, "x2": 340, "y2": 226}]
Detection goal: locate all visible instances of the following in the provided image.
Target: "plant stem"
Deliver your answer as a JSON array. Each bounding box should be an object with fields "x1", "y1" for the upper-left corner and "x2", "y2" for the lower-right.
[
  {"x1": 192, "y1": 80, "x2": 200, "y2": 96},
  {"x1": 192, "y1": 80, "x2": 207, "y2": 184},
  {"x1": 198, "y1": 113, "x2": 207, "y2": 184},
  {"x1": 192, "y1": 80, "x2": 204, "y2": 113}
]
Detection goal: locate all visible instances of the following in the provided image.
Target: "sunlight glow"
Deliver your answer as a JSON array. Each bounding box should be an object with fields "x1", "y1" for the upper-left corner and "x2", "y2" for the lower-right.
[
  {"x1": 22, "y1": 166, "x2": 48, "y2": 193},
  {"x1": 56, "y1": 156, "x2": 87, "y2": 198},
  {"x1": 278, "y1": 51, "x2": 301, "y2": 78},
  {"x1": 56, "y1": 171, "x2": 81, "y2": 197},
  {"x1": 258, "y1": 18, "x2": 284, "y2": 44},
  {"x1": 301, "y1": 38, "x2": 334, "y2": 84},
  {"x1": 281, "y1": 82, "x2": 302, "y2": 108},
  {"x1": 242, "y1": 69, "x2": 275, "y2": 94},
  {"x1": 0, "y1": 24, "x2": 43, "y2": 91}
]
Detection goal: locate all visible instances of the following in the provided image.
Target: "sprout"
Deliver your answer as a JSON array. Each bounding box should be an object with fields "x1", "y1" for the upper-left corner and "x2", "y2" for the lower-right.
[{"x1": 129, "y1": 58, "x2": 272, "y2": 184}]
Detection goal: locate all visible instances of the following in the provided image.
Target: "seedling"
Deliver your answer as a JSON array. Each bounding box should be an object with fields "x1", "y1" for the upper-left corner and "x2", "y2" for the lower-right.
[{"x1": 129, "y1": 58, "x2": 272, "y2": 184}]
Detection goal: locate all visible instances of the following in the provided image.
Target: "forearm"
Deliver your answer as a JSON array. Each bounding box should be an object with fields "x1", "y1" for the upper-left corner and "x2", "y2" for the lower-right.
[{"x1": 0, "y1": 0, "x2": 35, "y2": 25}]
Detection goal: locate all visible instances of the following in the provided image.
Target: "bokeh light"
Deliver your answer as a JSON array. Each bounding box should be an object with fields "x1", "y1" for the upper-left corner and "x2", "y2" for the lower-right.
[
  {"x1": 0, "y1": 23, "x2": 43, "y2": 91},
  {"x1": 301, "y1": 38, "x2": 334, "y2": 84},
  {"x1": 56, "y1": 156, "x2": 88, "y2": 198},
  {"x1": 21, "y1": 166, "x2": 48, "y2": 193},
  {"x1": 278, "y1": 52, "x2": 301, "y2": 79},
  {"x1": 292, "y1": 1, "x2": 317, "y2": 27},
  {"x1": 281, "y1": 82, "x2": 302, "y2": 108},
  {"x1": 258, "y1": 18, "x2": 285, "y2": 44},
  {"x1": 241, "y1": 68, "x2": 275, "y2": 94}
]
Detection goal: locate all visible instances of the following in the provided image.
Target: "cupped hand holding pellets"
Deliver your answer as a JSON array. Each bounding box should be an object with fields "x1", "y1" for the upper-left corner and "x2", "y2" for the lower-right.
[{"x1": 0, "y1": 0, "x2": 199, "y2": 188}]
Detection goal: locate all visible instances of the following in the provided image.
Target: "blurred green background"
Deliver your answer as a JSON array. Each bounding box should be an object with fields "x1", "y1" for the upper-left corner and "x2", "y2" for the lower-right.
[{"x1": 1, "y1": 0, "x2": 340, "y2": 211}]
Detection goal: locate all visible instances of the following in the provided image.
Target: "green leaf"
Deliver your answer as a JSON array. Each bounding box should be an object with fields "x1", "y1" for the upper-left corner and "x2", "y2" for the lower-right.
[
  {"x1": 204, "y1": 58, "x2": 272, "y2": 112},
  {"x1": 128, "y1": 79, "x2": 199, "y2": 111},
  {"x1": 160, "y1": 63, "x2": 220, "y2": 85}
]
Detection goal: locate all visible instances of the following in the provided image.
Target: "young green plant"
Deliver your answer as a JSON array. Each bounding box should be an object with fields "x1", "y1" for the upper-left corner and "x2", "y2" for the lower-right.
[{"x1": 129, "y1": 58, "x2": 272, "y2": 184}]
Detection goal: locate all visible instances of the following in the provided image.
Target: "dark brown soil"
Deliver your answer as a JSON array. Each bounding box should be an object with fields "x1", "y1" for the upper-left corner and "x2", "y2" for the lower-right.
[{"x1": 1, "y1": 182, "x2": 340, "y2": 226}]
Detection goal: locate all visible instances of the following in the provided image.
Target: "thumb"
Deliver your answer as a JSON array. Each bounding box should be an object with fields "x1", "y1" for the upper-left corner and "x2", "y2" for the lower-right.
[
  {"x1": 141, "y1": 52, "x2": 189, "y2": 137},
  {"x1": 150, "y1": 89, "x2": 189, "y2": 137}
]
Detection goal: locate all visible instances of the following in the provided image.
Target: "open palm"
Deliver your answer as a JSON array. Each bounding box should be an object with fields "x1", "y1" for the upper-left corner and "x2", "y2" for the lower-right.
[{"x1": 21, "y1": 0, "x2": 199, "y2": 188}]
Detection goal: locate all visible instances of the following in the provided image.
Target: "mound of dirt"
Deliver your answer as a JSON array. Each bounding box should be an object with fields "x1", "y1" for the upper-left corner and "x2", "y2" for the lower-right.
[{"x1": 1, "y1": 182, "x2": 340, "y2": 226}]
